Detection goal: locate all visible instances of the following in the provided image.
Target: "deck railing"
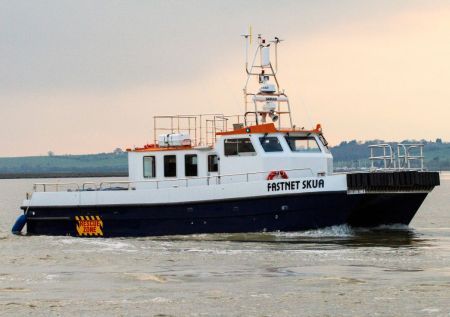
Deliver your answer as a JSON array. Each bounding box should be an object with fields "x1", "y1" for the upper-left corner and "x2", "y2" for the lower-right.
[
  {"x1": 153, "y1": 114, "x2": 249, "y2": 147},
  {"x1": 369, "y1": 143, "x2": 424, "y2": 171},
  {"x1": 32, "y1": 168, "x2": 315, "y2": 193}
]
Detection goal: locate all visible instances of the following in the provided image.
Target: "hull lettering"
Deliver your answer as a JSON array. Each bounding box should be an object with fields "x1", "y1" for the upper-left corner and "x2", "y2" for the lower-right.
[{"x1": 267, "y1": 179, "x2": 325, "y2": 192}]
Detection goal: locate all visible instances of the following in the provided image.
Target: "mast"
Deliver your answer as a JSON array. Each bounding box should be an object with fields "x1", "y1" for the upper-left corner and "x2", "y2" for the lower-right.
[{"x1": 241, "y1": 33, "x2": 293, "y2": 129}]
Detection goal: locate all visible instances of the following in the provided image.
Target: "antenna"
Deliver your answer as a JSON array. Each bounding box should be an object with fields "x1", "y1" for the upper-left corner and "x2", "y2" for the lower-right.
[
  {"x1": 241, "y1": 26, "x2": 253, "y2": 73},
  {"x1": 270, "y1": 37, "x2": 284, "y2": 73}
]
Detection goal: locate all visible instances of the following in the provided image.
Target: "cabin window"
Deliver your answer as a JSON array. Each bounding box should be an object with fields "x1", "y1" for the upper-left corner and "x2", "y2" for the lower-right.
[
  {"x1": 285, "y1": 136, "x2": 321, "y2": 153},
  {"x1": 164, "y1": 155, "x2": 177, "y2": 177},
  {"x1": 208, "y1": 155, "x2": 218, "y2": 172},
  {"x1": 259, "y1": 136, "x2": 283, "y2": 152},
  {"x1": 143, "y1": 156, "x2": 156, "y2": 178},
  {"x1": 224, "y1": 138, "x2": 256, "y2": 156},
  {"x1": 185, "y1": 154, "x2": 198, "y2": 177}
]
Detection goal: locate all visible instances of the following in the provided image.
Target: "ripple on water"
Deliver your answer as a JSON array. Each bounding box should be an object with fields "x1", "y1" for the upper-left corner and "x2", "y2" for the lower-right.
[
  {"x1": 1, "y1": 176, "x2": 449, "y2": 316},
  {"x1": 60, "y1": 238, "x2": 135, "y2": 249},
  {"x1": 124, "y1": 273, "x2": 168, "y2": 283}
]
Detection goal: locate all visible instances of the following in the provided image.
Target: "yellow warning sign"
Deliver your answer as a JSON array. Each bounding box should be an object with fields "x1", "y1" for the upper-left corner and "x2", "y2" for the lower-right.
[{"x1": 75, "y1": 216, "x2": 103, "y2": 236}]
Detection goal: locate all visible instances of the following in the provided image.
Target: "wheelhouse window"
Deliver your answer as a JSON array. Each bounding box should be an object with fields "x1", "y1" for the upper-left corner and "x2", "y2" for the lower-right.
[
  {"x1": 185, "y1": 154, "x2": 198, "y2": 177},
  {"x1": 224, "y1": 138, "x2": 256, "y2": 156},
  {"x1": 259, "y1": 136, "x2": 283, "y2": 152},
  {"x1": 208, "y1": 155, "x2": 218, "y2": 172},
  {"x1": 285, "y1": 136, "x2": 321, "y2": 153},
  {"x1": 143, "y1": 156, "x2": 156, "y2": 178},
  {"x1": 164, "y1": 155, "x2": 177, "y2": 177}
]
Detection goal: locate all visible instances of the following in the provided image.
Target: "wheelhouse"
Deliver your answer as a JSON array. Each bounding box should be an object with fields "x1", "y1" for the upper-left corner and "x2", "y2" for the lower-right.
[{"x1": 127, "y1": 122, "x2": 332, "y2": 190}]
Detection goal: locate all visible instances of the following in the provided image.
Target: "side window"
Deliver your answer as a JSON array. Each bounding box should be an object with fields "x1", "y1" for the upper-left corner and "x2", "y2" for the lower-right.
[
  {"x1": 208, "y1": 155, "x2": 218, "y2": 172},
  {"x1": 164, "y1": 155, "x2": 177, "y2": 177},
  {"x1": 143, "y1": 156, "x2": 156, "y2": 178},
  {"x1": 259, "y1": 137, "x2": 283, "y2": 152},
  {"x1": 224, "y1": 138, "x2": 256, "y2": 156},
  {"x1": 285, "y1": 136, "x2": 321, "y2": 153},
  {"x1": 185, "y1": 154, "x2": 198, "y2": 177}
]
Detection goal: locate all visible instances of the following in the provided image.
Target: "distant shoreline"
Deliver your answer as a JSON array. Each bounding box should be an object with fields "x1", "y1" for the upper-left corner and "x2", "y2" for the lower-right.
[
  {"x1": 1, "y1": 139, "x2": 448, "y2": 178},
  {"x1": 0, "y1": 172, "x2": 128, "y2": 179}
]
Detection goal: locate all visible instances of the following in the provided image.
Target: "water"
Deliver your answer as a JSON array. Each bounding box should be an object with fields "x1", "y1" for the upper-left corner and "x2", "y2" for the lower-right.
[{"x1": 0, "y1": 175, "x2": 449, "y2": 316}]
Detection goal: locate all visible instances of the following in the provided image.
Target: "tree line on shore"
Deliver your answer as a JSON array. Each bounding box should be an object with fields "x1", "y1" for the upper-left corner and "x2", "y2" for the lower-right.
[{"x1": 0, "y1": 140, "x2": 448, "y2": 177}]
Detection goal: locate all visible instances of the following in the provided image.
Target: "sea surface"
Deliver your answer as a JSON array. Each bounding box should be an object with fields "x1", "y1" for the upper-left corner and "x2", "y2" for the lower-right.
[{"x1": 0, "y1": 174, "x2": 449, "y2": 317}]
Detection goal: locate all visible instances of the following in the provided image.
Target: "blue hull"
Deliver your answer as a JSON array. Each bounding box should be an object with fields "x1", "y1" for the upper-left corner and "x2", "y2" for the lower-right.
[{"x1": 22, "y1": 191, "x2": 428, "y2": 237}]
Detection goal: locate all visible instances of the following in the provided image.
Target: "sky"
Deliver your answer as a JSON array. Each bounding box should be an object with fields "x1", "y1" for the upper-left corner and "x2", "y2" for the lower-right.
[{"x1": 1, "y1": 0, "x2": 449, "y2": 156}]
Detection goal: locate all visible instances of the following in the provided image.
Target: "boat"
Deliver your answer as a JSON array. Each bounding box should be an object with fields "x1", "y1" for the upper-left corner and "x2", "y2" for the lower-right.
[{"x1": 12, "y1": 34, "x2": 440, "y2": 237}]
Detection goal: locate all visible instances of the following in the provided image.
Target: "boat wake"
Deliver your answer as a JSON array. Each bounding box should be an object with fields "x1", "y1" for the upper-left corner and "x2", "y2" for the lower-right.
[
  {"x1": 372, "y1": 223, "x2": 411, "y2": 230},
  {"x1": 275, "y1": 224, "x2": 355, "y2": 238},
  {"x1": 152, "y1": 223, "x2": 415, "y2": 243}
]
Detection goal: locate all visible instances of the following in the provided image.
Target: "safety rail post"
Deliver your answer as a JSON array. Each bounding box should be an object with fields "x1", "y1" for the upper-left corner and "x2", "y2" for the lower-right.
[{"x1": 420, "y1": 145, "x2": 424, "y2": 170}]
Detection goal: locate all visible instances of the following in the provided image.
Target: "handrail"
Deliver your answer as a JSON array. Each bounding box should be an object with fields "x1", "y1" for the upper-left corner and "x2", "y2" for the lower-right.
[
  {"x1": 33, "y1": 182, "x2": 80, "y2": 192},
  {"x1": 98, "y1": 167, "x2": 314, "y2": 189},
  {"x1": 153, "y1": 113, "x2": 246, "y2": 147},
  {"x1": 369, "y1": 144, "x2": 396, "y2": 170},
  {"x1": 397, "y1": 143, "x2": 424, "y2": 170},
  {"x1": 82, "y1": 182, "x2": 98, "y2": 190},
  {"x1": 368, "y1": 143, "x2": 424, "y2": 171},
  {"x1": 32, "y1": 168, "x2": 315, "y2": 192},
  {"x1": 98, "y1": 181, "x2": 132, "y2": 190}
]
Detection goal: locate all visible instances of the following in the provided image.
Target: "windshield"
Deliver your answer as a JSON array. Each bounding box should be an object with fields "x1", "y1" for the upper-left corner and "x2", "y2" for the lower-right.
[
  {"x1": 285, "y1": 136, "x2": 321, "y2": 153},
  {"x1": 259, "y1": 137, "x2": 283, "y2": 152}
]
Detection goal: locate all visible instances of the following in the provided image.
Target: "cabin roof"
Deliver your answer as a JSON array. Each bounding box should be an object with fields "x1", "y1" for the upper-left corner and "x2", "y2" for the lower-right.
[
  {"x1": 215, "y1": 123, "x2": 323, "y2": 136},
  {"x1": 127, "y1": 145, "x2": 193, "y2": 153},
  {"x1": 127, "y1": 123, "x2": 323, "y2": 153}
]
